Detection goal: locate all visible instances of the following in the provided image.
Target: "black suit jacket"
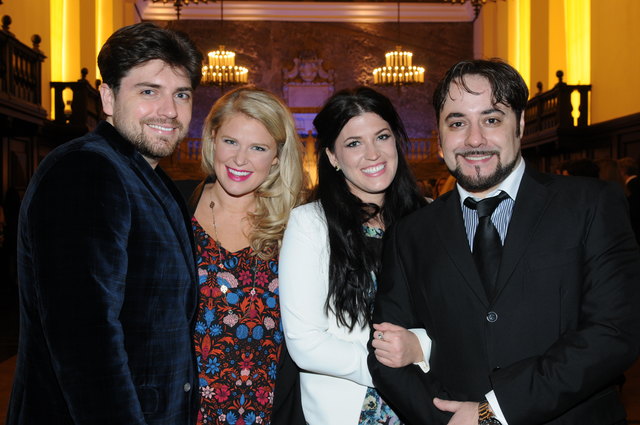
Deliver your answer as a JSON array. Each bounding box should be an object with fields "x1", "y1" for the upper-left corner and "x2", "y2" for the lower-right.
[
  {"x1": 7, "y1": 122, "x2": 199, "y2": 424},
  {"x1": 369, "y1": 165, "x2": 640, "y2": 425}
]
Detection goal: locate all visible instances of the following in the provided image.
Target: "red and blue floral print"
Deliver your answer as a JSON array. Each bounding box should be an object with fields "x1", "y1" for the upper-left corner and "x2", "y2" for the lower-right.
[{"x1": 193, "y1": 218, "x2": 282, "y2": 425}]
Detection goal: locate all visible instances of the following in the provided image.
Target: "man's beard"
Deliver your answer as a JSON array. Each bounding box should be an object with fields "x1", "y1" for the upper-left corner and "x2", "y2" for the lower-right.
[
  {"x1": 450, "y1": 151, "x2": 519, "y2": 193},
  {"x1": 117, "y1": 118, "x2": 186, "y2": 161}
]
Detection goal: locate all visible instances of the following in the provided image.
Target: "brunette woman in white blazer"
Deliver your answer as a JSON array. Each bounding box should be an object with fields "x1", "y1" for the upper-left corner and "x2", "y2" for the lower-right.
[{"x1": 279, "y1": 87, "x2": 430, "y2": 425}]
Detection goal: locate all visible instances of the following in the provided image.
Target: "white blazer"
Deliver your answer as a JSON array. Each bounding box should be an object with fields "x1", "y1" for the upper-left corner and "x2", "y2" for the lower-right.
[
  {"x1": 279, "y1": 202, "x2": 372, "y2": 425},
  {"x1": 280, "y1": 202, "x2": 431, "y2": 424}
]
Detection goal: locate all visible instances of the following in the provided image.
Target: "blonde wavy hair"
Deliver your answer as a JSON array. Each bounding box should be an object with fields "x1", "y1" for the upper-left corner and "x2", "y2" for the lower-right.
[{"x1": 201, "y1": 87, "x2": 305, "y2": 259}]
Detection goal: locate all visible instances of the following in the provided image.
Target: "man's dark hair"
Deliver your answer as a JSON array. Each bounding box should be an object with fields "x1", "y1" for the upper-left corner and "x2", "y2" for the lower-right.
[
  {"x1": 432, "y1": 58, "x2": 529, "y2": 133},
  {"x1": 97, "y1": 22, "x2": 203, "y2": 92}
]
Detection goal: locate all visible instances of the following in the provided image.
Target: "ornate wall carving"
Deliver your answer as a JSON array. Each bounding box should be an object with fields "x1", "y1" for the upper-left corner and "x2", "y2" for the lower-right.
[{"x1": 282, "y1": 50, "x2": 334, "y2": 135}]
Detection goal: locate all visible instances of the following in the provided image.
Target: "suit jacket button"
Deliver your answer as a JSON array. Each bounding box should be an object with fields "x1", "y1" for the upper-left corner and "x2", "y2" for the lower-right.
[
  {"x1": 486, "y1": 311, "x2": 498, "y2": 322},
  {"x1": 184, "y1": 382, "x2": 192, "y2": 392}
]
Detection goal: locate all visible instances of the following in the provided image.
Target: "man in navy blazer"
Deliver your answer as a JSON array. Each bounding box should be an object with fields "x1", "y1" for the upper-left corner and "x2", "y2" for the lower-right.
[
  {"x1": 369, "y1": 59, "x2": 640, "y2": 425},
  {"x1": 7, "y1": 23, "x2": 203, "y2": 424}
]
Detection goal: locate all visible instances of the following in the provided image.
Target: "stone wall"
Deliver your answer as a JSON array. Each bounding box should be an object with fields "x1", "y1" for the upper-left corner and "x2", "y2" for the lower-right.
[{"x1": 159, "y1": 19, "x2": 473, "y2": 140}]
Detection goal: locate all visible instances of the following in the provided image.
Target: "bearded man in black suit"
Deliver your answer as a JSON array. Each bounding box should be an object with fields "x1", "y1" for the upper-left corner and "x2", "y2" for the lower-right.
[{"x1": 369, "y1": 59, "x2": 640, "y2": 425}]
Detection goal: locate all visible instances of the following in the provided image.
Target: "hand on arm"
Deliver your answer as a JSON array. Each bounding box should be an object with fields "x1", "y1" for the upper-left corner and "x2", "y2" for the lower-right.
[
  {"x1": 367, "y1": 224, "x2": 450, "y2": 424},
  {"x1": 372, "y1": 322, "x2": 424, "y2": 368}
]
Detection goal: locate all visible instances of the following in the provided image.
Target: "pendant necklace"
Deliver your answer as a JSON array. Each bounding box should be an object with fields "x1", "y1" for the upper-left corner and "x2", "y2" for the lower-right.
[{"x1": 209, "y1": 195, "x2": 258, "y2": 323}]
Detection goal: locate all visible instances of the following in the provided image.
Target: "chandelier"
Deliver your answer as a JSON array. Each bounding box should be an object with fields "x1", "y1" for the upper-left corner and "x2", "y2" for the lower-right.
[
  {"x1": 200, "y1": 0, "x2": 249, "y2": 86},
  {"x1": 147, "y1": 0, "x2": 209, "y2": 21},
  {"x1": 372, "y1": 3, "x2": 425, "y2": 87},
  {"x1": 443, "y1": 0, "x2": 503, "y2": 21},
  {"x1": 373, "y1": 46, "x2": 425, "y2": 86},
  {"x1": 202, "y1": 46, "x2": 249, "y2": 85}
]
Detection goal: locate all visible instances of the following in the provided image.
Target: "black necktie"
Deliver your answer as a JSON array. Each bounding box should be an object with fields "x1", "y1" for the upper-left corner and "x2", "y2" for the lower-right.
[{"x1": 464, "y1": 191, "x2": 510, "y2": 299}]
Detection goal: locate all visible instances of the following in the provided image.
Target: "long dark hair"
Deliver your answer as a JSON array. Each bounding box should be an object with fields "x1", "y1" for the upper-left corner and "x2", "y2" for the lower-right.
[{"x1": 313, "y1": 86, "x2": 426, "y2": 330}]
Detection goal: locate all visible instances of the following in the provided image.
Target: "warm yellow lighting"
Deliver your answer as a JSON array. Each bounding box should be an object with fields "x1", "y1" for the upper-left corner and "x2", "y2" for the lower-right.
[
  {"x1": 564, "y1": 0, "x2": 590, "y2": 85},
  {"x1": 548, "y1": 0, "x2": 566, "y2": 88},
  {"x1": 372, "y1": 2, "x2": 425, "y2": 87},
  {"x1": 373, "y1": 46, "x2": 425, "y2": 86},
  {"x1": 50, "y1": 0, "x2": 81, "y2": 117},
  {"x1": 50, "y1": 0, "x2": 63, "y2": 83},
  {"x1": 509, "y1": 0, "x2": 531, "y2": 94},
  {"x1": 200, "y1": 0, "x2": 249, "y2": 86},
  {"x1": 62, "y1": 87, "x2": 74, "y2": 117},
  {"x1": 52, "y1": 0, "x2": 81, "y2": 81},
  {"x1": 570, "y1": 89, "x2": 582, "y2": 126},
  {"x1": 96, "y1": 0, "x2": 113, "y2": 83},
  {"x1": 201, "y1": 46, "x2": 249, "y2": 85},
  {"x1": 62, "y1": 0, "x2": 81, "y2": 82}
]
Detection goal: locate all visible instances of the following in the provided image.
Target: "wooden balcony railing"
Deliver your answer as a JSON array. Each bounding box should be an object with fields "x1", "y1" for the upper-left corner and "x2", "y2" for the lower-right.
[
  {"x1": 175, "y1": 137, "x2": 203, "y2": 162},
  {"x1": 0, "y1": 14, "x2": 46, "y2": 122},
  {"x1": 523, "y1": 70, "x2": 591, "y2": 148},
  {"x1": 405, "y1": 132, "x2": 440, "y2": 161},
  {"x1": 160, "y1": 137, "x2": 205, "y2": 181},
  {"x1": 50, "y1": 68, "x2": 102, "y2": 131}
]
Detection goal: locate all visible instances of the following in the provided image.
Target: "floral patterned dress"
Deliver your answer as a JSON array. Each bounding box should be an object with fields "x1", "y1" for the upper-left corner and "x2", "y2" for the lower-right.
[
  {"x1": 358, "y1": 226, "x2": 404, "y2": 425},
  {"x1": 193, "y1": 217, "x2": 283, "y2": 425}
]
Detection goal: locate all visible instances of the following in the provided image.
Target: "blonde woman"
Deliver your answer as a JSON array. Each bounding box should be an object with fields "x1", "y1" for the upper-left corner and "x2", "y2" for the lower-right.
[{"x1": 190, "y1": 87, "x2": 305, "y2": 425}]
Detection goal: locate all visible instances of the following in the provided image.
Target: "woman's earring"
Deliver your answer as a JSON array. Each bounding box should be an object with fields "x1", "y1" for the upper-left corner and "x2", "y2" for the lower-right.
[{"x1": 335, "y1": 165, "x2": 341, "y2": 172}]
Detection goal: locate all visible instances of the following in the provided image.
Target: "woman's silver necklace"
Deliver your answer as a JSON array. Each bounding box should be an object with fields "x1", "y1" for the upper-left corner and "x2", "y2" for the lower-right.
[{"x1": 209, "y1": 198, "x2": 258, "y2": 321}]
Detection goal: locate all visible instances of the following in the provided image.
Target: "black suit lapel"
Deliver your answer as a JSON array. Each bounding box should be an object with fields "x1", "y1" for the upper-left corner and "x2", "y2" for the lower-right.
[
  {"x1": 436, "y1": 190, "x2": 491, "y2": 306},
  {"x1": 494, "y1": 166, "x2": 553, "y2": 299}
]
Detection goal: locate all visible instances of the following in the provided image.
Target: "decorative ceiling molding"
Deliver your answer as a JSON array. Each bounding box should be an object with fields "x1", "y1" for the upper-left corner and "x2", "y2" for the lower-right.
[{"x1": 136, "y1": 1, "x2": 474, "y2": 23}]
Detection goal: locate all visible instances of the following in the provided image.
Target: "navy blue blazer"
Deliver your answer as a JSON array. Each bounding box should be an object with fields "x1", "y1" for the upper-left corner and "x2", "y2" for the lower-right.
[
  {"x1": 7, "y1": 122, "x2": 199, "y2": 424},
  {"x1": 369, "y1": 165, "x2": 640, "y2": 425}
]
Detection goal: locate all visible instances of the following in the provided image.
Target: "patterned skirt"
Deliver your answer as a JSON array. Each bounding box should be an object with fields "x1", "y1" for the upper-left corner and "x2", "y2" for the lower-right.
[{"x1": 358, "y1": 387, "x2": 403, "y2": 425}]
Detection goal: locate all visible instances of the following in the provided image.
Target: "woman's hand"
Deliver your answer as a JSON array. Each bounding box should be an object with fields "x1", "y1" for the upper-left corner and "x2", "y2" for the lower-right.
[{"x1": 372, "y1": 322, "x2": 424, "y2": 368}]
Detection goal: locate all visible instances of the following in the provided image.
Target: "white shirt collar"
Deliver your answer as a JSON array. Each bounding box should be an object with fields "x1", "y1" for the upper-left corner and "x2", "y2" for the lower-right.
[{"x1": 457, "y1": 156, "x2": 525, "y2": 205}]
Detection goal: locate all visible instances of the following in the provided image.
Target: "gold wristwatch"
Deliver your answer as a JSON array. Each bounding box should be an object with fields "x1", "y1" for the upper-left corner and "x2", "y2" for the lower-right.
[{"x1": 478, "y1": 399, "x2": 502, "y2": 425}]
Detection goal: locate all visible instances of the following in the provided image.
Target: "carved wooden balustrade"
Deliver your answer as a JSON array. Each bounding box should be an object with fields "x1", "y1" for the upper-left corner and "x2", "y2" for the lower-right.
[
  {"x1": 50, "y1": 68, "x2": 102, "y2": 131},
  {"x1": 160, "y1": 137, "x2": 205, "y2": 181},
  {"x1": 523, "y1": 70, "x2": 591, "y2": 148},
  {"x1": 405, "y1": 131, "x2": 440, "y2": 162},
  {"x1": 0, "y1": 14, "x2": 46, "y2": 123},
  {"x1": 405, "y1": 131, "x2": 449, "y2": 181},
  {"x1": 176, "y1": 137, "x2": 203, "y2": 163}
]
